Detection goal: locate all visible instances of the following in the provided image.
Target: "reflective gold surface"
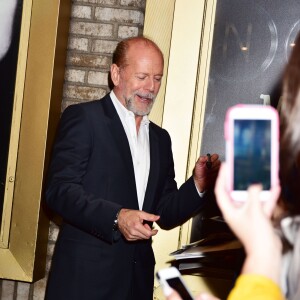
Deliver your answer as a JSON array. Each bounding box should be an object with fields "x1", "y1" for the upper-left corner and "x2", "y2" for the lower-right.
[
  {"x1": 145, "y1": 0, "x2": 176, "y2": 127},
  {"x1": 1, "y1": 0, "x2": 32, "y2": 249},
  {"x1": 145, "y1": 1, "x2": 232, "y2": 299},
  {"x1": 0, "y1": 0, "x2": 71, "y2": 281}
]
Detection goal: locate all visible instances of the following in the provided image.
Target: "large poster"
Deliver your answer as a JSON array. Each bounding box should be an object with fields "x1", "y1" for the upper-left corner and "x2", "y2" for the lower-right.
[
  {"x1": 191, "y1": 0, "x2": 300, "y2": 242},
  {"x1": 0, "y1": 0, "x2": 23, "y2": 214}
]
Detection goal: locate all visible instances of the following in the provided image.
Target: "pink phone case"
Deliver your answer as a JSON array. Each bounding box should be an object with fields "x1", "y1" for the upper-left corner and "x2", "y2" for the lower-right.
[{"x1": 224, "y1": 104, "x2": 279, "y2": 201}]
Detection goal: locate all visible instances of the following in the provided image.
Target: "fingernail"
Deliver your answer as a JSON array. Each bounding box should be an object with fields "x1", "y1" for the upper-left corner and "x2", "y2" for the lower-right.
[{"x1": 162, "y1": 285, "x2": 173, "y2": 297}]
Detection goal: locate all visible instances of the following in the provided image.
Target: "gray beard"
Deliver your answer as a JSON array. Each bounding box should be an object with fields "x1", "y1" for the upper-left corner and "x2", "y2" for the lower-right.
[{"x1": 125, "y1": 96, "x2": 154, "y2": 116}]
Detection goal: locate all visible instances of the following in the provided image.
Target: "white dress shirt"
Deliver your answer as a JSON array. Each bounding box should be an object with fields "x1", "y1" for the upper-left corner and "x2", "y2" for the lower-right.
[{"x1": 110, "y1": 91, "x2": 150, "y2": 210}]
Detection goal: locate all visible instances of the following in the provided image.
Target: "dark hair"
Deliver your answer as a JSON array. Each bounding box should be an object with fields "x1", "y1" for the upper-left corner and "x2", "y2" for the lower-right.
[
  {"x1": 280, "y1": 32, "x2": 300, "y2": 215},
  {"x1": 112, "y1": 36, "x2": 164, "y2": 68}
]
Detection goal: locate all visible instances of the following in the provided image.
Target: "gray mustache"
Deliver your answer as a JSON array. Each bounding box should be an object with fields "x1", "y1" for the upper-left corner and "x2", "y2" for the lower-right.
[{"x1": 135, "y1": 93, "x2": 155, "y2": 100}]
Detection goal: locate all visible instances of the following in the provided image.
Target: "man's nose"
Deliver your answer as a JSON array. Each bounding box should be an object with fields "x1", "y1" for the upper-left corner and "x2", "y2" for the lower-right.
[{"x1": 145, "y1": 77, "x2": 155, "y2": 92}]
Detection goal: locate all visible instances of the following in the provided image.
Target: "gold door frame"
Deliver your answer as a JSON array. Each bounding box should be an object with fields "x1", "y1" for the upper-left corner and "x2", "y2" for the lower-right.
[
  {"x1": 1, "y1": 0, "x2": 31, "y2": 249},
  {"x1": 0, "y1": 0, "x2": 71, "y2": 282},
  {"x1": 144, "y1": 0, "x2": 216, "y2": 251},
  {"x1": 144, "y1": 1, "x2": 219, "y2": 297}
]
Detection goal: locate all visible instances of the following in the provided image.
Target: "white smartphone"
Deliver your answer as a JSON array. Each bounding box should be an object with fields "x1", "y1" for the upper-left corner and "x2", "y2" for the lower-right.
[
  {"x1": 224, "y1": 104, "x2": 279, "y2": 202},
  {"x1": 156, "y1": 267, "x2": 194, "y2": 300}
]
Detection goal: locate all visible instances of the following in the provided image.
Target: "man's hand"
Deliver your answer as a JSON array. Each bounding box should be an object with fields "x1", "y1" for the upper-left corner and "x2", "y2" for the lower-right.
[
  {"x1": 117, "y1": 209, "x2": 160, "y2": 241},
  {"x1": 193, "y1": 153, "x2": 220, "y2": 193}
]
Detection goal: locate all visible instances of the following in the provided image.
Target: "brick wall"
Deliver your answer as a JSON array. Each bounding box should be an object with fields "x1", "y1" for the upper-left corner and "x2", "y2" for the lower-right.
[
  {"x1": 63, "y1": 0, "x2": 146, "y2": 110},
  {"x1": 0, "y1": 0, "x2": 146, "y2": 299}
]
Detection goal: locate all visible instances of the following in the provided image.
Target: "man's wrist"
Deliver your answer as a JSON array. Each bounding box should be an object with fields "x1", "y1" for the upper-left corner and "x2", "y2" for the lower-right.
[
  {"x1": 113, "y1": 208, "x2": 122, "y2": 231},
  {"x1": 194, "y1": 180, "x2": 206, "y2": 197}
]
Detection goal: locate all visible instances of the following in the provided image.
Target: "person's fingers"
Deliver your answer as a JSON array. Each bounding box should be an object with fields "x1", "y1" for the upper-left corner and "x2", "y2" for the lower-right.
[
  {"x1": 143, "y1": 223, "x2": 152, "y2": 230},
  {"x1": 214, "y1": 163, "x2": 234, "y2": 218},
  {"x1": 196, "y1": 154, "x2": 220, "y2": 168},
  {"x1": 214, "y1": 162, "x2": 226, "y2": 192},
  {"x1": 244, "y1": 184, "x2": 263, "y2": 216},
  {"x1": 210, "y1": 153, "x2": 219, "y2": 162},
  {"x1": 198, "y1": 155, "x2": 208, "y2": 163},
  {"x1": 140, "y1": 211, "x2": 160, "y2": 222},
  {"x1": 263, "y1": 184, "x2": 281, "y2": 217},
  {"x1": 143, "y1": 223, "x2": 159, "y2": 236},
  {"x1": 118, "y1": 210, "x2": 160, "y2": 240},
  {"x1": 215, "y1": 164, "x2": 279, "y2": 219},
  {"x1": 246, "y1": 184, "x2": 263, "y2": 207},
  {"x1": 127, "y1": 223, "x2": 157, "y2": 240},
  {"x1": 196, "y1": 293, "x2": 221, "y2": 300},
  {"x1": 165, "y1": 289, "x2": 181, "y2": 300},
  {"x1": 246, "y1": 183, "x2": 281, "y2": 218},
  {"x1": 247, "y1": 184, "x2": 263, "y2": 196}
]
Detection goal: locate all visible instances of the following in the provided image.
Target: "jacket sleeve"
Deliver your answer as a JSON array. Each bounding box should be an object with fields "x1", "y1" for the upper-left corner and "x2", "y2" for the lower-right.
[
  {"x1": 45, "y1": 104, "x2": 121, "y2": 243},
  {"x1": 228, "y1": 274, "x2": 285, "y2": 300},
  {"x1": 154, "y1": 129, "x2": 209, "y2": 230}
]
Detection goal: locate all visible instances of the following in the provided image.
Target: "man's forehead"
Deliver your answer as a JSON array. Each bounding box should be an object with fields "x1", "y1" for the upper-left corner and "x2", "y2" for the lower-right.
[
  {"x1": 126, "y1": 48, "x2": 163, "y2": 66},
  {"x1": 127, "y1": 41, "x2": 163, "y2": 58}
]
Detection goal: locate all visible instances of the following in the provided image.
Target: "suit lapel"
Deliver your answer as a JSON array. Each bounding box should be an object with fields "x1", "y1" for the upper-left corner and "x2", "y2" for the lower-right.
[
  {"x1": 101, "y1": 95, "x2": 160, "y2": 212},
  {"x1": 102, "y1": 95, "x2": 139, "y2": 208},
  {"x1": 142, "y1": 124, "x2": 159, "y2": 212}
]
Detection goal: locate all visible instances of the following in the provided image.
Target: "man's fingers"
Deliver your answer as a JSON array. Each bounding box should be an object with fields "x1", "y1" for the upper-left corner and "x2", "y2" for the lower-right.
[
  {"x1": 210, "y1": 153, "x2": 219, "y2": 162},
  {"x1": 140, "y1": 211, "x2": 160, "y2": 222},
  {"x1": 118, "y1": 209, "x2": 160, "y2": 241},
  {"x1": 196, "y1": 153, "x2": 220, "y2": 166}
]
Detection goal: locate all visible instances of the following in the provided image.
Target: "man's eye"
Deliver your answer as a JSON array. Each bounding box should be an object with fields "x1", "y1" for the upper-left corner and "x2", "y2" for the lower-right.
[
  {"x1": 137, "y1": 76, "x2": 146, "y2": 80},
  {"x1": 155, "y1": 77, "x2": 162, "y2": 82}
]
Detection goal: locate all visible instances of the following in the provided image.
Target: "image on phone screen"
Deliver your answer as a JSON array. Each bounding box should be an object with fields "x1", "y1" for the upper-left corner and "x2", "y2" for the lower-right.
[
  {"x1": 166, "y1": 277, "x2": 194, "y2": 300},
  {"x1": 234, "y1": 119, "x2": 271, "y2": 190}
]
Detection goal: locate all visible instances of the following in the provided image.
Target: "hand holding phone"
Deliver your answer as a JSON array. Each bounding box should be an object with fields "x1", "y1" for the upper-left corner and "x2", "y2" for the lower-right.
[
  {"x1": 156, "y1": 267, "x2": 194, "y2": 300},
  {"x1": 224, "y1": 104, "x2": 279, "y2": 202}
]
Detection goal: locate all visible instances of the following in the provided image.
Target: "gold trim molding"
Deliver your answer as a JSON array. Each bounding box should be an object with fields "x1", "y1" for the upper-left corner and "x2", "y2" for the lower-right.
[
  {"x1": 144, "y1": 0, "x2": 219, "y2": 298},
  {"x1": 0, "y1": 0, "x2": 71, "y2": 282}
]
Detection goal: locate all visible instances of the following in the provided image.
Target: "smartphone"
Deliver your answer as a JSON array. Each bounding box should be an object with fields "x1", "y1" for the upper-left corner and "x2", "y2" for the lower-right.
[
  {"x1": 225, "y1": 104, "x2": 279, "y2": 202},
  {"x1": 156, "y1": 267, "x2": 194, "y2": 300}
]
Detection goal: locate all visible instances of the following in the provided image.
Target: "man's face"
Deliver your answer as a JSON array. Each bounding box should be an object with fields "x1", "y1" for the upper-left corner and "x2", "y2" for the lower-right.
[{"x1": 112, "y1": 43, "x2": 164, "y2": 116}]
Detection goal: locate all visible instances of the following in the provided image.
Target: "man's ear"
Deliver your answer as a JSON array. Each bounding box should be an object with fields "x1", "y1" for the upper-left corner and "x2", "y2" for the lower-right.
[{"x1": 110, "y1": 64, "x2": 120, "y2": 86}]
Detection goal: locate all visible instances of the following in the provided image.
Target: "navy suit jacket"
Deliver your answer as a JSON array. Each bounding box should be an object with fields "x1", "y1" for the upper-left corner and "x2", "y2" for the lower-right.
[{"x1": 45, "y1": 94, "x2": 208, "y2": 300}]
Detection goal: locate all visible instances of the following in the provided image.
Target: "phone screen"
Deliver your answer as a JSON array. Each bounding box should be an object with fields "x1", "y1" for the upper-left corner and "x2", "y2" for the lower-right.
[
  {"x1": 166, "y1": 277, "x2": 194, "y2": 300},
  {"x1": 234, "y1": 119, "x2": 271, "y2": 190}
]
